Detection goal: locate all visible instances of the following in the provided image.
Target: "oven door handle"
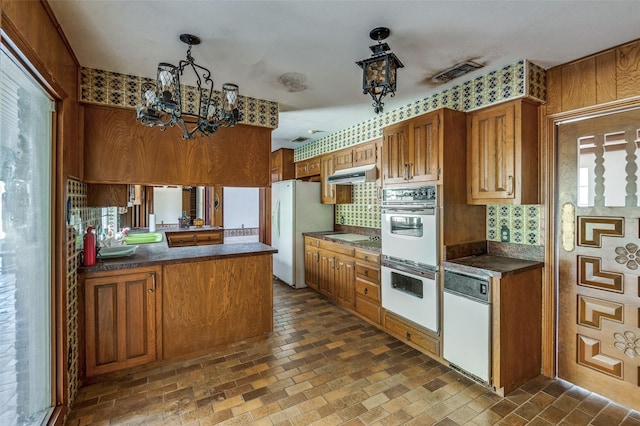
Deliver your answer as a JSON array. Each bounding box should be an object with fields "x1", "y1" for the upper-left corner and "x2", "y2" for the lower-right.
[
  {"x1": 382, "y1": 207, "x2": 436, "y2": 215},
  {"x1": 383, "y1": 260, "x2": 438, "y2": 280}
]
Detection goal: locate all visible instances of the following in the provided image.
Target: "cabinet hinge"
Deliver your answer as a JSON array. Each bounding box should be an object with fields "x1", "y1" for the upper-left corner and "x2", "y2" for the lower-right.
[{"x1": 437, "y1": 116, "x2": 440, "y2": 128}]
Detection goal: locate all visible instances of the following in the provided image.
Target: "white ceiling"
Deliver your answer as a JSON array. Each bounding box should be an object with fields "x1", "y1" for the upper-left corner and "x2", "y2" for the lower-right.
[{"x1": 48, "y1": 0, "x2": 640, "y2": 151}]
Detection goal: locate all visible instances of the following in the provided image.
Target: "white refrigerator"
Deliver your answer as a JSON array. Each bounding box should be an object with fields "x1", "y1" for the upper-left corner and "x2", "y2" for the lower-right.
[{"x1": 271, "y1": 180, "x2": 334, "y2": 288}]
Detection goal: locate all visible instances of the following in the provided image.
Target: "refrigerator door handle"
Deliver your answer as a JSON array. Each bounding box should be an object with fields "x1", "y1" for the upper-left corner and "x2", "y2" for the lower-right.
[{"x1": 276, "y1": 200, "x2": 281, "y2": 238}]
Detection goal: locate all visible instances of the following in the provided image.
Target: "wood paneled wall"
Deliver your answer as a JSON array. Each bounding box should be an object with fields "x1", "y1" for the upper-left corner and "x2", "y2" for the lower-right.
[{"x1": 546, "y1": 40, "x2": 640, "y2": 115}]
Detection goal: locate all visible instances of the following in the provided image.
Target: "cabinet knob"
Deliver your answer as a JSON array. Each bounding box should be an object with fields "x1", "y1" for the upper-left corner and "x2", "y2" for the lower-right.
[
  {"x1": 364, "y1": 270, "x2": 369, "y2": 276},
  {"x1": 364, "y1": 255, "x2": 369, "y2": 261},
  {"x1": 364, "y1": 288, "x2": 368, "y2": 295},
  {"x1": 406, "y1": 332, "x2": 412, "y2": 341}
]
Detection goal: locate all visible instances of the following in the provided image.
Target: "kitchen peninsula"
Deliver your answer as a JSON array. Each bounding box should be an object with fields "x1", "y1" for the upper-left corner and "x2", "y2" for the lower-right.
[{"x1": 79, "y1": 235, "x2": 276, "y2": 378}]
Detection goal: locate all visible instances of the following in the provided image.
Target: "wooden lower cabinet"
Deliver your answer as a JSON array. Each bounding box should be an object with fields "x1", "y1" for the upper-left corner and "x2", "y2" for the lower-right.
[
  {"x1": 354, "y1": 248, "x2": 381, "y2": 324},
  {"x1": 384, "y1": 311, "x2": 441, "y2": 357},
  {"x1": 304, "y1": 238, "x2": 321, "y2": 291},
  {"x1": 334, "y1": 256, "x2": 355, "y2": 309},
  {"x1": 82, "y1": 267, "x2": 160, "y2": 377},
  {"x1": 305, "y1": 237, "x2": 382, "y2": 323}
]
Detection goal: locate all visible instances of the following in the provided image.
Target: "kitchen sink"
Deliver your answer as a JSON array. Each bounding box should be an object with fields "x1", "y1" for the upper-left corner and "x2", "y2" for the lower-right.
[{"x1": 123, "y1": 232, "x2": 163, "y2": 244}]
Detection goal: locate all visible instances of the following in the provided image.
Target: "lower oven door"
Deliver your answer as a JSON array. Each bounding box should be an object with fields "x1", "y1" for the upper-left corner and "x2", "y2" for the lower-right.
[{"x1": 381, "y1": 262, "x2": 439, "y2": 334}]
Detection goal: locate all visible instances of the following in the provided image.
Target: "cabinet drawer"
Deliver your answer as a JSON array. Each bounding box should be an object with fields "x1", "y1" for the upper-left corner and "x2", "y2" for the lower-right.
[
  {"x1": 166, "y1": 233, "x2": 197, "y2": 247},
  {"x1": 305, "y1": 237, "x2": 320, "y2": 248},
  {"x1": 319, "y1": 240, "x2": 355, "y2": 257},
  {"x1": 355, "y1": 249, "x2": 380, "y2": 264},
  {"x1": 384, "y1": 312, "x2": 440, "y2": 356},
  {"x1": 355, "y1": 295, "x2": 381, "y2": 324},
  {"x1": 355, "y1": 277, "x2": 380, "y2": 302},
  {"x1": 355, "y1": 263, "x2": 380, "y2": 283},
  {"x1": 195, "y1": 232, "x2": 223, "y2": 245}
]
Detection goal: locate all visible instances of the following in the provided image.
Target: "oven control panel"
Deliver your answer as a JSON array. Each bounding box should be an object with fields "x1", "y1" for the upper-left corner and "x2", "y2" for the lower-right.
[{"x1": 382, "y1": 186, "x2": 437, "y2": 205}]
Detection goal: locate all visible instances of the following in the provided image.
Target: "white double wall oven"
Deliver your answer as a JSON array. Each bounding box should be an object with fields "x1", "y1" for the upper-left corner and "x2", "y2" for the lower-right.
[{"x1": 381, "y1": 186, "x2": 440, "y2": 334}]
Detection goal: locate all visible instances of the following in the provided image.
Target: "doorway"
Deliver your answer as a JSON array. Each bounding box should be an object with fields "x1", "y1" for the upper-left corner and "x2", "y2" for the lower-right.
[{"x1": 555, "y1": 106, "x2": 640, "y2": 411}]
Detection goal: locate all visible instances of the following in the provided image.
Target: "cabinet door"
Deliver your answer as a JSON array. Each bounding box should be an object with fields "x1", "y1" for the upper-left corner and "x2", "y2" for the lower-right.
[
  {"x1": 353, "y1": 141, "x2": 377, "y2": 166},
  {"x1": 335, "y1": 256, "x2": 355, "y2": 309},
  {"x1": 333, "y1": 149, "x2": 353, "y2": 170},
  {"x1": 410, "y1": 112, "x2": 440, "y2": 182},
  {"x1": 84, "y1": 271, "x2": 157, "y2": 377},
  {"x1": 304, "y1": 246, "x2": 320, "y2": 291},
  {"x1": 382, "y1": 122, "x2": 410, "y2": 185},
  {"x1": 468, "y1": 102, "x2": 516, "y2": 202},
  {"x1": 320, "y1": 155, "x2": 337, "y2": 204},
  {"x1": 319, "y1": 251, "x2": 335, "y2": 298}
]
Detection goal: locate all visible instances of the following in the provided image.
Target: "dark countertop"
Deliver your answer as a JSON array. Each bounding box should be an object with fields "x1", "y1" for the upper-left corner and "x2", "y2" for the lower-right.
[
  {"x1": 79, "y1": 241, "x2": 277, "y2": 273},
  {"x1": 303, "y1": 231, "x2": 382, "y2": 251},
  {"x1": 443, "y1": 254, "x2": 543, "y2": 278}
]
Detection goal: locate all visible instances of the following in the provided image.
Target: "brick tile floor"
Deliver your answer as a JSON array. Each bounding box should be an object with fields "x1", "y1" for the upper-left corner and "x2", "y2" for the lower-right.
[{"x1": 66, "y1": 279, "x2": 640, "y2": 425}]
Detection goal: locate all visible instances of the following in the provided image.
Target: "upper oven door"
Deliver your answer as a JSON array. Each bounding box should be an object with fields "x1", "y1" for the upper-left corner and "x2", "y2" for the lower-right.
[{"x1": 381, "y1": 207, "x2": 438, "y2": 267}]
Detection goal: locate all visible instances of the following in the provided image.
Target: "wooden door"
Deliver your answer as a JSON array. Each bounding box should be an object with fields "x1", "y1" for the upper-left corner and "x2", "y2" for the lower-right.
[
  {"x1": 84, "y1": 271, "x2": 157, "y2": 376},
  {"x1": 335, "y1": 256, "x2": 355, "y2": 309},
  {"x1": 556, "y1": 106, "x2": 640, "y2": 411},
  {"x1": 468, "y1": 102, "x2": 516, "y2": 201},
  {"x1": 382, "y1": 122, "x2": 410, "y2": 185},
  {"x1": 410, "y1": 112, "x2": 440, "y2": 182}
]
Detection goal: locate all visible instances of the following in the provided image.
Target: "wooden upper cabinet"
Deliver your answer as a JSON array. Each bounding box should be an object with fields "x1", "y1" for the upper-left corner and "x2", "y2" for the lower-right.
[
  {"x1": 334, "y1": 149, "x2": 353, "y2": 171},
  {"x1": 411, "y1": 112, "x2": 440, "y2": 182},
  {"x1": 320, "y1": 154, "x2": 352, "y2": 204},
  {"x1": 382, "y1": 121, "x2": 410, "y2": 185},
  {"x1": 271, "y1": 148, "x2": 294, "y2": 183},
  {"x1": 467, "y1": 99, "x2": 539, "y2": 205},
  {"x1": 83, "y1": 104, "x2": 271, "y2": 187},
  {"x1": 295, "y1": 157, "x2": 321, "y2": 179},
  {"x1": 334, "y1": 140, "x2": 377, "y2": 171},
  {"x1": 382, "y1": 110, "x2": 441, "y2": 186}
]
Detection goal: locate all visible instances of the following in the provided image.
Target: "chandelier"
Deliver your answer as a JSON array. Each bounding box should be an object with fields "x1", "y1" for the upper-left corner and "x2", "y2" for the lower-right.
[
  {"x1": 136, "y1": 34, "x2": 240, "y2": 140},
  {"x1": 356, "y1": 27, "x2": 404, "y2": 114}
]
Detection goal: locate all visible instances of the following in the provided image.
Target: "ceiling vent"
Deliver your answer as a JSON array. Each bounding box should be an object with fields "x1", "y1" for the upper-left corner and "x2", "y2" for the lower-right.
[
  {"x1": 432, "y1": 61, "x2": 483, "y2": 83},
  {"x1": 291, "y1": 136, "x2": 310, "y2": 143}
]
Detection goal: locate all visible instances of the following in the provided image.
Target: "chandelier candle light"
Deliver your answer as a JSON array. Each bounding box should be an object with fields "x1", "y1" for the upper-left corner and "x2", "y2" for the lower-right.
[
  {"x1": 356, "y1": 27, "x2": 404, "y2": 114},
  {"x1": 137, "y1": 34, "x2": 240, "y2": 140}
]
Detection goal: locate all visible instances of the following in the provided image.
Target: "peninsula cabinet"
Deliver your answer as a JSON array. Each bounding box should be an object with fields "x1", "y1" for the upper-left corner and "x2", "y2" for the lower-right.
[
  {"x1": 382, "y1": 108, "x2": 465, "y2": 187},
  {"x1": 467, "y1": 99, "x2": 539, "y2": 205},
  {"x1": 83, "y1": 104, "x2": 271, "y2": 187},
  {"x1": 82, "y1": 267, "x2": 160, "y2": 377}
]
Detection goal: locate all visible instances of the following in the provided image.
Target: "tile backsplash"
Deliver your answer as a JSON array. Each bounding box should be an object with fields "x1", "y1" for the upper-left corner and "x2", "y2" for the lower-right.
[
  {"x1": 300, "y1": 59, "x2": 546, "y2": 246},
  {"x1": 487, "y1": 204, "x2": 541, "y2": 245}
]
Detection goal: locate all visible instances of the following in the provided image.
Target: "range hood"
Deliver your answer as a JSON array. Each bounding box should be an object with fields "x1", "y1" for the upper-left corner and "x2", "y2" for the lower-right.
[{"x1": 327, "y1": 164, "x2": 377, "y2": 184}]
